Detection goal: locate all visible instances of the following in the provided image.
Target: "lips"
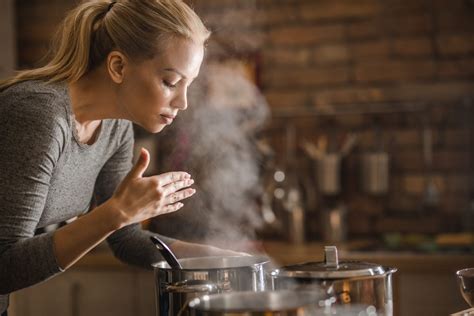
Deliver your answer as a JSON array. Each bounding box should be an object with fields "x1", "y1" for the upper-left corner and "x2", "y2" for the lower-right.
[{"x1": 160, "y1": 114, "x2": 175, "y2": 125}]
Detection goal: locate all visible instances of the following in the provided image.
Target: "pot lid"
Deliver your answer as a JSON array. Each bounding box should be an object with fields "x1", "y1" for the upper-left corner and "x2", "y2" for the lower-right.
[
  {"x1": 153, "y1": 255, "x2": 270, "y2": 270},
  {"x1": 273, "y1": 246, "x2": 390, "y2": 279}
]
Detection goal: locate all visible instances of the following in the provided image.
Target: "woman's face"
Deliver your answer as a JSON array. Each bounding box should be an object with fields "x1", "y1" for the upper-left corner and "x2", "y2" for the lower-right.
[{"x1": 118, "y1": 37, "x2": 204, "y2": 133}]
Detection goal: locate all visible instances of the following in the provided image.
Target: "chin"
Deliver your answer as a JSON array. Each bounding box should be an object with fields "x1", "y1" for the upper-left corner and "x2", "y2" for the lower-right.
[
  {"x1": 149, "y1": 124, "x2": 167, "y2": 134},
  {"x1": 136, "y1": 121, "x2": 166, "y2": 134}
]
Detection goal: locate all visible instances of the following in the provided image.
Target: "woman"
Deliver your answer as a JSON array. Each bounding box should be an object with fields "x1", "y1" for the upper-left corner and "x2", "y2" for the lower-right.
[{"x1": 0, "y1": 1, "x2": 240, "y2": 314}]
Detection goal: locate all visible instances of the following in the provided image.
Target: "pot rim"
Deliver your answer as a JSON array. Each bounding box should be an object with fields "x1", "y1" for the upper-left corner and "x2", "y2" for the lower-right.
[
  {"x1": 272, "y1": 263, "x2": 397, "y2": 279},
  {"x1": 152, "y1": 255, "x2": 270, "y2": 271}
]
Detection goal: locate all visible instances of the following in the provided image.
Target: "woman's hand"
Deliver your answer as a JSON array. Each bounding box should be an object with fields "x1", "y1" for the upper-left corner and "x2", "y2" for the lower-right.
[{"x1": 107, "y1": 148, "x2": 195, "y2": 228}]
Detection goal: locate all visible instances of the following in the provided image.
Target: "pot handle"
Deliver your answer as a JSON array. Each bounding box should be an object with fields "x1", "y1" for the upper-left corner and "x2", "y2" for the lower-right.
[
  {"x1": 165, "y1": 279, "x2": 219, "y2": 293},
  {"x1": 384, "y1": 266, "x2": 398, "y2": 274}
]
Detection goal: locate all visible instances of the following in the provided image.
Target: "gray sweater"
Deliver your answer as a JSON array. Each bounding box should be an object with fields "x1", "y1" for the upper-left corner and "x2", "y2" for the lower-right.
[{"x1": 0, "y1": 80, "x2": 172, "y2": 312}]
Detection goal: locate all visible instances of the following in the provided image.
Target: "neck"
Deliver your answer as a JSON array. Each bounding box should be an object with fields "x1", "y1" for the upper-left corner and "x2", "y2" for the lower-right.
[{"x1": 67, "y1": 66, "x2": 123, "y2": 125}]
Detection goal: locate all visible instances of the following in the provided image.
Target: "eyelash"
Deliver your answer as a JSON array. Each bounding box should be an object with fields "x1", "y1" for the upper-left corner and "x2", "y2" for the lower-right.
[{"x1": 163, "y1": 80, "x2": 177, "y2": 89}]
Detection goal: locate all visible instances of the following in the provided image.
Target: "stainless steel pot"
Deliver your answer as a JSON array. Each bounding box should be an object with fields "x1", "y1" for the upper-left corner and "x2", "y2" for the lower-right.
[
  {"x1": 187, "y1": 291, "x2": 376, "y2": 316},
  {"x1": 153, "y1": 255, "x2": 270, "y2": 316},
  {"x1": 271, "y1": 246, "x2": 397, "y2": 316},
  {"x1": 188, "y1": 290, "x2": 321, "y2": 315}
]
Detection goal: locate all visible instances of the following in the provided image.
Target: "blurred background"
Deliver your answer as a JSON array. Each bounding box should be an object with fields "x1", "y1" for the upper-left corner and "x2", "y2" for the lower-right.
[
  {"x1": 4, "y1": 0, "x2": 474, "y2": 247},
  {"x1": 1, "y1": 0, "x2": 473, "y2": 315}
]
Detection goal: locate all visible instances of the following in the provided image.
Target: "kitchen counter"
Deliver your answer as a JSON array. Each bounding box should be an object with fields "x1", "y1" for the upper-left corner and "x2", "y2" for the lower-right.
[{"x1": 12, "y1": 240, "x2": 473, "y2": 316}]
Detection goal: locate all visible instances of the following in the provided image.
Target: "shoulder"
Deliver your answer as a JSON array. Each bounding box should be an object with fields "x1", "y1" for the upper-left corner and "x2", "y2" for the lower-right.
[
  {"x1": 2, "y1": 80, "x2": 68, "y2": 113},
  {"x1": 107, "y1": 119, "x2": 134, "y2": 147},
  {"x1": 0, "y1": 80, "x2": 70, "y2": 139}
]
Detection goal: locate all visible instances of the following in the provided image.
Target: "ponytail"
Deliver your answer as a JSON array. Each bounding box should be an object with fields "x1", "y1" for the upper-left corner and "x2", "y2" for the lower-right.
[{"x1": 0, "y1": 0, "x2": 210, "y2": 91}]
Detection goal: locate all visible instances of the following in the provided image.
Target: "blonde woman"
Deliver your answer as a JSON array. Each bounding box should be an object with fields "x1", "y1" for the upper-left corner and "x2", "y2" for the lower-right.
[{"x1": 0, "y1": 1, "x2": 241, "y2": 314}]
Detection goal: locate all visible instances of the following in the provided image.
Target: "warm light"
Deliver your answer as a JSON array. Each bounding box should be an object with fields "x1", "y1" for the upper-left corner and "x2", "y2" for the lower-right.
[{"x1": 274, "y1": 170, "x2": 285, "y2": 182}]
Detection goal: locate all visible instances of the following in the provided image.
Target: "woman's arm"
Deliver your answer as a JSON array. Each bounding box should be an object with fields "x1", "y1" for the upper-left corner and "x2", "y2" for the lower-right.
[
  {"x1": 0, "y1": 99, "x2": 191, "y2": 295},
  {"x1": 54, "y1": 145, "x2": 194, "y2": 270},
  {"x1": 0, "y1": 91, "x2": 68, "y2": 294},
  {"x1": 94, "y1": 122, "x2": 245, "y2": 268},
  {"x1": 52, "y1": 201, "x2": 120, "y2": 270}
]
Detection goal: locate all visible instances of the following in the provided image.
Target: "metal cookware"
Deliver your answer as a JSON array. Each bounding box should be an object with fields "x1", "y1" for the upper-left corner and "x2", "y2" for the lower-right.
[
  {"x1": 187, "y1": 290, "x2": 323, "y2": 316},
  {"x1": 360, "y1": 152, "x2": 389, "y2": 195},
  {"x1": 317, "y1": 153, "x2": 341, "y2": 195},
  {"x1": 271, "y1": 246, "x2": 397, "y2": 316},
  {"x1": 153, "y1": 255, "x2": 270, "y2": 316},
  {"x1": 456, "y1": 267, "x2": 474, "y2": 307},
  {"x1": 187, "y1": 290, "x2": 377, "y2": 316},
  {"x1": 150, "y1": 236, "x2": 183, "y2": 269}
]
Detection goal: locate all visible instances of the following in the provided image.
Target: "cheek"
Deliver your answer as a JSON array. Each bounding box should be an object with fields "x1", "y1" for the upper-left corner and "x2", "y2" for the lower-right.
[
  {"x1": 150, "y1": 83, "x2": 171, "y2": 110},
  {"x1": 135, "y1": 78, "x2": 169, "y2": 110}
]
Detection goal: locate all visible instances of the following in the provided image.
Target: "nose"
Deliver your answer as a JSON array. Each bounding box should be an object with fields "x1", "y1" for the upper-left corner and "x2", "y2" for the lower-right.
[{"x1": 170, "y1": 87, "x2": 188, "y2": 111}]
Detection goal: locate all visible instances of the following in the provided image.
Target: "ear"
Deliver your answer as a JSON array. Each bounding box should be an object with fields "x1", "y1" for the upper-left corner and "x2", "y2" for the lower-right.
[{"x1": 106, "y1": 51, "x2": 128, "y2": 84}]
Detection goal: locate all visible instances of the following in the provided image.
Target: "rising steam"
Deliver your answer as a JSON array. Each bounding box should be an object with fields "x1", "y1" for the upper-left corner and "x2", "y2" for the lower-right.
[{"x1": 152, "y1": 60, "x2": 269, "y2": 252}]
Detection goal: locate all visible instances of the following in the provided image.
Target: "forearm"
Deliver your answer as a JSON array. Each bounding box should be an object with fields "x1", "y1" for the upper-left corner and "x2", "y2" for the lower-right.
[{"x1": 53, "y1": 201, "x2": 120, "y2": 270}]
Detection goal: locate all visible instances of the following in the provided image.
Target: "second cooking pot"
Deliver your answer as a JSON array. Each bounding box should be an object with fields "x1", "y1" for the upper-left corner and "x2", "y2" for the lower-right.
[
  {"x1": 153, "y1": 255, "x2": 270, "y2": 316},
  {"x1": 188, "y1": 290, "x2": 377, "y2": 316},
  {"x1": 271, "y1": 246, "x2": 397, "y2": 316}
]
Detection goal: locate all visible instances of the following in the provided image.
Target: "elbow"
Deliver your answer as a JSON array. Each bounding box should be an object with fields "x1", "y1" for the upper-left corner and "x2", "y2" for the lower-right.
[
  {"x1": 0, "y1": 267, "x2": 14, "y2": 295},
  {"x1": 0, "y1": 270, "x2": 17, "y2": 295},
  {"x1": 0, "y1": 282, "x2": 13, "y2": 296}
]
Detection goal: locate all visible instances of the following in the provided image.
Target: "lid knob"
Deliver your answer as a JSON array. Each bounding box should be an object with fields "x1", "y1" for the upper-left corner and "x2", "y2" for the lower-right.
[{"x1": 324, "y1": 246, "x2": 339, "y2": 268}]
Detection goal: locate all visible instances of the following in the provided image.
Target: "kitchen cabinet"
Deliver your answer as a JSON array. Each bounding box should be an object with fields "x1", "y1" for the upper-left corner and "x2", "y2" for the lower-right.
[{"x1": 10, "y1": 269, "x2": 156, "y2": 316}]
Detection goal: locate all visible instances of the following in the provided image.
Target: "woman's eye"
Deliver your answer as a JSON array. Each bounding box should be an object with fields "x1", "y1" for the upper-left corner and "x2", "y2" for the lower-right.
[{"x1": 163, "y1": 80, "x2": 177, "y2": 88}]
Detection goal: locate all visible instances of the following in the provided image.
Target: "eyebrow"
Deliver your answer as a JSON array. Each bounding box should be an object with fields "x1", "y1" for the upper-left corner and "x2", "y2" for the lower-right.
[{"x1": 163, "y1": 68, "x2": 187, "y2": 79}]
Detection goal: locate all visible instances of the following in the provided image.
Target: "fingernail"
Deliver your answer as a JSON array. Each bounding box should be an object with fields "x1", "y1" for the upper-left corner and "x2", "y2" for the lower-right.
[
  {"x1": 185, "y1": 173, "x2": 191, "y2": 178},
  {"x1": 190, "y1": 188, "x2": 196, "y2": 194},
  {"x1": 189, "y1": 179, "x2": 194, "y2": 185}
]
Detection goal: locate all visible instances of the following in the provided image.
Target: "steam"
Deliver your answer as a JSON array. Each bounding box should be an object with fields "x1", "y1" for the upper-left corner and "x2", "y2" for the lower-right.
[
  {"x1": 153, "y1": 61, "x2": 269, "y2": 252},
  {"x1": 196, "y1": 0, "x2": 265, "y2": 55},
  {"x1": 152, "y1": 1, "x2": 272, "y2": 254}
]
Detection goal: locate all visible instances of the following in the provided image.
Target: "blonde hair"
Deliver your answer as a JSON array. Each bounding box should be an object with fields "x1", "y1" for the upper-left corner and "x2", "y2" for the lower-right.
[{"x1": 0, "y1": 0, "x2": 210, "y2": 90}]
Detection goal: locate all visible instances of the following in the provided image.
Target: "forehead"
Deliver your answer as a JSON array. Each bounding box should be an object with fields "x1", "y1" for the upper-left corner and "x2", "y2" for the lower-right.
[{"x1": 153, "y1": 38, "x2": 204, "y2": 78}]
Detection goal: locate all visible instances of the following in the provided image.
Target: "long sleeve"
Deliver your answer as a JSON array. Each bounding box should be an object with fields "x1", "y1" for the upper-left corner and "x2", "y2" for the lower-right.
[
  {"x1": 0, "y1": 92, "x2": 67, "y2": 295},
  {"x1": 94, "y1": 121, "x2": 175, "y2": 270}
]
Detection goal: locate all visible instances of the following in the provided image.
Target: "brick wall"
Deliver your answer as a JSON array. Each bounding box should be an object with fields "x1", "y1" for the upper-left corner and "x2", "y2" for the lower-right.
[
  {"x1": 14, "y1": 0, "x2": 474, "y2": 238},
  {"x1": 191, "y1": 0, "x2": 474, "y2": 237}
]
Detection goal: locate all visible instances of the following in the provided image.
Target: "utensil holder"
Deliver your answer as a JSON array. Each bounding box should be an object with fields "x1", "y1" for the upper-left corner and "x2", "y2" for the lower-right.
[
  {"x1": 316, "y1": 153, "x2": 341, "y2": 195},
  {"x1": 360, "y1": 152, "x2": 389, "y2": 195}
]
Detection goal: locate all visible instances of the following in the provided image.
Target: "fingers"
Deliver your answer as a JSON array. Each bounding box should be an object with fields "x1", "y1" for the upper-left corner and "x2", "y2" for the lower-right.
[
  {"x1": 161, "y1": 202, "x2": 184, "y2": 214},
  {"x1": 156, "y1": 171, "x2": 191, "y2": 187},
  {"x1": 127, "y1": 148, "x2": 150, "y2": 179},
  {"x1": 165, "y1": 187, "x2": 196, "y2": 205},
  {"x1": 149, "y1": 171, "x2": 195, "y2": 216},
  {"x1": 162, "y1": 178, "x2": 196, "y2": 205},
  {"x1": 162, "y1": 178, "x2": 194, "y2": 194}
]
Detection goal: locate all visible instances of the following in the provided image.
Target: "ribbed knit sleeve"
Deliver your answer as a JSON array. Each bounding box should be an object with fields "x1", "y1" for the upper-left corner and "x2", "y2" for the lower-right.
[{"x1": 0, "y1": 91, "x2": 67, "y2": 295}]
